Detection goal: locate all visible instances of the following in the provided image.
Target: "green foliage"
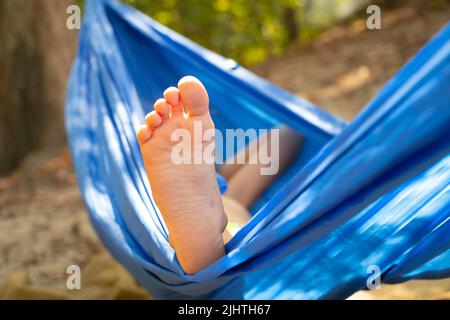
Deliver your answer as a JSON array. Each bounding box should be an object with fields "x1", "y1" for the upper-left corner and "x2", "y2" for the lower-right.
[{"x1": 122, "y1": 0, "x2": 368, "y2": 66}]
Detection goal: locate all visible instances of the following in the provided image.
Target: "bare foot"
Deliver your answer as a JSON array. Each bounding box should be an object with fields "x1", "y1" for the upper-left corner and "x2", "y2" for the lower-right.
[{"x1": 136, "y1": 76, "x2": 227, "y2": 274}]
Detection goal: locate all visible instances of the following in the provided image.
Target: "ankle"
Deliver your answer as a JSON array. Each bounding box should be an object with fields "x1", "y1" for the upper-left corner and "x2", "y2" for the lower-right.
[{"x1": 170, "y1": 229, "x2": 225, "y2": 274}]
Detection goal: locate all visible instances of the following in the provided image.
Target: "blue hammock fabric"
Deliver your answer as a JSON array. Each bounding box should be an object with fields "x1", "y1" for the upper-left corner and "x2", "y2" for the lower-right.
[{"x1": 66, "y1": 0, "x2": 450, "y2": 299}]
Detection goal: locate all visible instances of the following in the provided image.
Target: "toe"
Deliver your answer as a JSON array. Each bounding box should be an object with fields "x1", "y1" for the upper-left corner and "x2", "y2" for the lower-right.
[
  {"x1": 145, "y1": 111, "x2": 163, "y2": 129},
  {"x1": 136, "y1": 125, "x2": 151, "y2": 145},
  {"x1": 163, "y1": 87, "x2": 180, "y2": 107},
  {"x1": 178, "y1": 76, "x2": 209, "y2": 117},
  {"x1": 154, "y1": 98, "x2": 171, "y2": 119}
]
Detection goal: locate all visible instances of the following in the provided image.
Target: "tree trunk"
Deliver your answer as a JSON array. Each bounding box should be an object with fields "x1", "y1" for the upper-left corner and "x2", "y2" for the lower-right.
[
  {"x1": 283, "y1": 5, "x2": 298, "y2": 43},
  {"x1": 0, "y1": 0, "x2": 77, "y2": 175}
]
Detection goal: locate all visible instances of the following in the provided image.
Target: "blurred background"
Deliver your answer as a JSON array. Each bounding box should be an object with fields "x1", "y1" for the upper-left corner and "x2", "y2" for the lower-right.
[{"x1": 0, "y1": 0, "x2": 449, "y2": 299}]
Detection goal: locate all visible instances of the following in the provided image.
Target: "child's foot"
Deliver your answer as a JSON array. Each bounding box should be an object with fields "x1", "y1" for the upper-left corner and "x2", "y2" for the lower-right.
[{"x1": 136, "y1": 76, "x2": 227, "y2": 274}]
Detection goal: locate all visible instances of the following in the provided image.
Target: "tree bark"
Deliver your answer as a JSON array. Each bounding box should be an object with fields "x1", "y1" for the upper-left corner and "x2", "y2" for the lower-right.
[
  {"x1": 283, "y1": 5, "x2": 298, "y2": 43},
  {"x1": 0, "y1": 0, "x2": 77, "y2": 175}
]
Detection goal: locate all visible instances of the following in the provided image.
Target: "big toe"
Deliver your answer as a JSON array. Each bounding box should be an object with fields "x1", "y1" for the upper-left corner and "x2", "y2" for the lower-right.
[{"x1": 178, "y1": 76, "x2": 209, "y2": 117}]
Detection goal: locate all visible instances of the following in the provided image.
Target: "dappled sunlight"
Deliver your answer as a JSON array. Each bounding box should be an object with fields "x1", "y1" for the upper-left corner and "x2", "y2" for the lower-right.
[
  {"x1": 318, "y1": 66, "x2": 371, "y2": 99},
  {"x1": 2, "y1": 0, "x2": 450, "y2": 301}
]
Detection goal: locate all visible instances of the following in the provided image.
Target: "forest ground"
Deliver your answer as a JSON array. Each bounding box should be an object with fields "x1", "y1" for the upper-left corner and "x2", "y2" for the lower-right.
[{"x1": 1, "y1": 5, "x2": 449, "y2": 299}]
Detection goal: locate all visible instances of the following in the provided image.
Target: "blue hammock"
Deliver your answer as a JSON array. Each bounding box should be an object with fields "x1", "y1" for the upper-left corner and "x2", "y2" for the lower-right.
[{"x1": 66, "y1": 0, "x2": 450, "y2": 299}]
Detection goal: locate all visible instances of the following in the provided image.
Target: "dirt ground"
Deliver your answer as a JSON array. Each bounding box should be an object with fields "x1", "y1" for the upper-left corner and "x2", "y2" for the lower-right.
[{"x1": 1, "y1": 5, "x2": 449, "y2": 299}]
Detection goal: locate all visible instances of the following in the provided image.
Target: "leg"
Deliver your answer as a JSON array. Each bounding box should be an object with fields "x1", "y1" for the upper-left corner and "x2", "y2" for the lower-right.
[
  {"x1": 136, "y1": 76, "x2": 226, "y2": 275},
  {"x1": 221, "y1": 196, "x2": 252, "y2": 243},
  {"x1": 223, "y1": 125, "x2": 303, "y2": 208},
  {"x1": 218, "y1": 134, "x2": 259, "y2": 179}
]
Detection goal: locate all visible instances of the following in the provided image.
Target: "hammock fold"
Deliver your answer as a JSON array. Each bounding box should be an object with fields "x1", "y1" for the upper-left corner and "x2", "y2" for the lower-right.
[{"x1": 66, "y1": 0, "x2": 450, "y2": 299}]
